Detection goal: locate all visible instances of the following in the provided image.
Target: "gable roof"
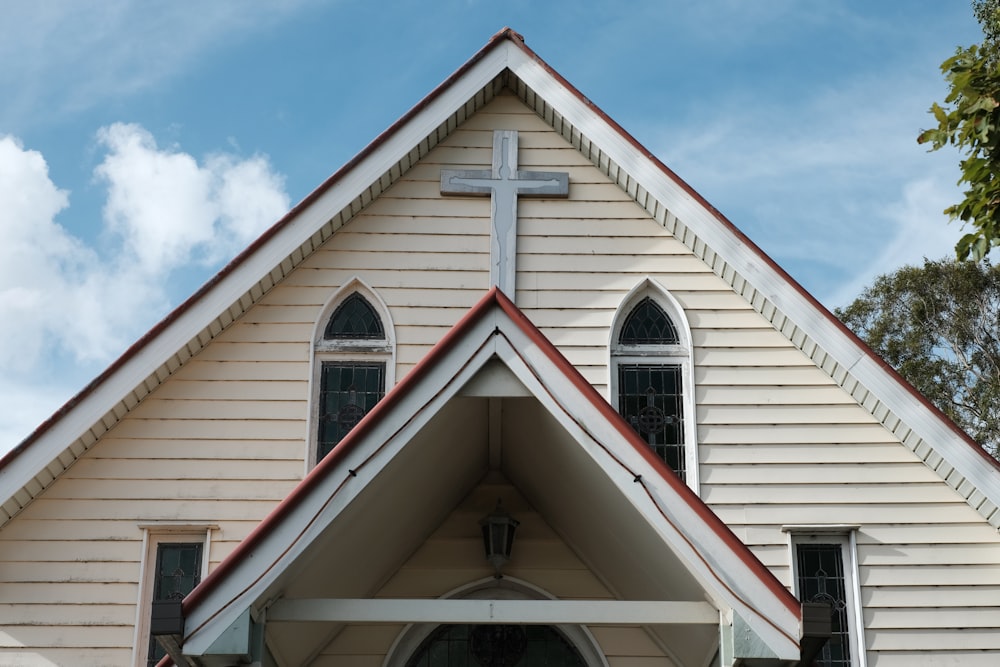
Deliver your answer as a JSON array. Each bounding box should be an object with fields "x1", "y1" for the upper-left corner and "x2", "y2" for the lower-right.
[
  {"x1": 3, "y1": 27, "x2": 1000, "y2": 532},
  {"x1": 172, "y1": 288, "x2": 804, "y2": 665}
]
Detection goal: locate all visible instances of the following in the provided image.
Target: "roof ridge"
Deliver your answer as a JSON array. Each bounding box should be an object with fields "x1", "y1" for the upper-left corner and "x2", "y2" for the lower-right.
[{"x1": 5, "y1": 25, "x2": 999, "y2": 546}]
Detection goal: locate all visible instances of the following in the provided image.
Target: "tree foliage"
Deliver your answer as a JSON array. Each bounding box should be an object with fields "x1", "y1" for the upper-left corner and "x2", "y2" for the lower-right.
[
  {"x1": 918, "y1": 0, "x2": 1000, "y2": 260},
  {"x1": 973, "y1": 0, "x2": 1000, "y2": 48},
  {"x1": 835, "y1": 259, "x2": 1000, "y2": 457}
]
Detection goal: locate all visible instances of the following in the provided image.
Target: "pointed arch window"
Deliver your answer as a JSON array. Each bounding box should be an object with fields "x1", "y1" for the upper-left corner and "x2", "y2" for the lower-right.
[
  {"x1": 325, "y1": 293, "x2": 385, "y2": 340},
  {"x1": 313, "y1": 284, "x2": 395, "y2": 464},
  {"x1": 611, "y1": 284, "x2": 697, "y2": 490},
  {"x1": 619, "y1": 297, "x2": 678, "y2": 345}
]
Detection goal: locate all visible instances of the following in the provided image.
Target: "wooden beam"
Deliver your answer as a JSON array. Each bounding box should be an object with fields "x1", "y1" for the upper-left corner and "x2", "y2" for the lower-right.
[{"x1": 267, "y1": 598, "x2": 720, "y2": 625}]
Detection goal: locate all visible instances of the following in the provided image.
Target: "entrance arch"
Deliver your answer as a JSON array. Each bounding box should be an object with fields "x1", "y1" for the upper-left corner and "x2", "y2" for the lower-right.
[
  {"x1": 406, "y1": 623, "x2": 586, "y2": 667},
  {"x1": 383, "y1": 577, "x2": 608, "y2": 667}
]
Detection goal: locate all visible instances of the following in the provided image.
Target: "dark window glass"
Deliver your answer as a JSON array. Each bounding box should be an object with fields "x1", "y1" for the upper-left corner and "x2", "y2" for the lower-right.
[
  {"x1": 796, "y1": 544, "x2": 852, "y2": 667},
  {"x1": 618, "y1": 364, "x2": 685, "y2": 480},
  {"x1": 147, "y1": 542, "x2": 203, "y2": 667},
  {"x1": 406, "y1": 624, "x2": 585, "y2": 667},
  {"x1": 618, "y1": 297, "x2": 678, "y2": 345},
  {"x1": 318, "y1": 362, "x2": 385, "y2": 461},
  {"x1": 325, "y1": 293, "x2": 385, "y2": 340}
]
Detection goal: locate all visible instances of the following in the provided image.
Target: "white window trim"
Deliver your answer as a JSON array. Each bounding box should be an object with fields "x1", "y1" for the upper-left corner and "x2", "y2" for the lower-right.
[
  {"x1": 609, "y1": 278, "x2": 698, "y2": 494},
  {"x1": 307, "y1": 278, "x2": 396, "y2": 469},
  {"x1": 131, "y1": 523, "x2": 216, "y2": 667},
  {"x1": 783, "y1": 525, "x2": 866, "y2": 667}
]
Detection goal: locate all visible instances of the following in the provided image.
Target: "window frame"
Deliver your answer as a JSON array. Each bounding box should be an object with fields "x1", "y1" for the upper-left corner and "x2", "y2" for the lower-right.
[
  {"x1": 309, "y1": 279, "x2": 395, "y2": 467},
  {"x1": 131, "y1": 524, "x2": 215, "y2": 667},
  {"x1": 609, "y1": 279, "x2": 698, "y2": 493},
  {"x1": 784, "y1": 526, "x2": 866, "y2": 667}
]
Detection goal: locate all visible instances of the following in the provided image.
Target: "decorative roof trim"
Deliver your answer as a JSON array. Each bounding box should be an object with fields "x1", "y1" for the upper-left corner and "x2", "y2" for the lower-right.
[
  {"x1": 498, "y1": 44, "x2": 1000, "y2": 526},
  {"x1": 3, "y1": 27, "x2": 999, "y2": 536},
  {"x1": 177, "y1": 288, "x2": 801, "y2": 661},
  {"x1": 0, "y1": 42, "x2": 516, "y2": 525}
]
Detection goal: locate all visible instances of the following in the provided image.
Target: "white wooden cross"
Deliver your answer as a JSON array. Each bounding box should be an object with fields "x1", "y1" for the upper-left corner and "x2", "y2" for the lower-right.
[{"x1": 441, "y1": 130, "x2": 569, "y2": 296}]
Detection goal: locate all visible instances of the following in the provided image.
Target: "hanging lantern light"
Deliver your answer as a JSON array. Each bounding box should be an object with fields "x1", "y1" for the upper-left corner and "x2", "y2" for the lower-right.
[{"x1": 479, "y1": 499, "x2": 519, "y2": 578}]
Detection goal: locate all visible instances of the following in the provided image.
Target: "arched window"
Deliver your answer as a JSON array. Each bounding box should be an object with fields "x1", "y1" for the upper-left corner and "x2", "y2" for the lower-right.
[
  {"x1": 619, "y1": 297, "x2": 678, "y2": 345},
  {"x1": 324, "y1": 293, "x2": 385, "y2": 340},
  {"x1": 385, "y1": 579, "x2": 608, "y2": 667},
  {"x1": 312, "y1": 282, "x2": 395, "y2": 464},
  {"x1": 610, "y1": 281, "x2": 697, "y2": 490},
  {"x1": 406, "y1": 624, "x2": 586, "y2": 667}
]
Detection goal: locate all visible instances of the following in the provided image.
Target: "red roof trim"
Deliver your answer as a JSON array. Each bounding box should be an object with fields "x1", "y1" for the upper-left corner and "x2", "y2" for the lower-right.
[
  {"x1": 0, "y1": 29, "x2": 518, "y2": 470},
  {"x1": 182, "y1": 288, "x2": 502, "y2": 613},
  {"x1": 490, "y1": 290, "x2": 800, "y2": 617},
  {"x1": 7, "y1": 26, "x2": 993, "y2": 488},
  {"x1": 182, "y1": 288, "x2": 799, "y2": 627},
  {"x1": 500, "y1": 33, "x2": 997, "y2": 470}
]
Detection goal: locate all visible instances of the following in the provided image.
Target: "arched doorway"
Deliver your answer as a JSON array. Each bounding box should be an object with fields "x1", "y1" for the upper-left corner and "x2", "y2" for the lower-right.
[
  {"x1": 384, "y1": 578, "x2": 608, "y2": 667},
  {"x1": 405, "y1": 624, "x2": 586, "y2": 667}
]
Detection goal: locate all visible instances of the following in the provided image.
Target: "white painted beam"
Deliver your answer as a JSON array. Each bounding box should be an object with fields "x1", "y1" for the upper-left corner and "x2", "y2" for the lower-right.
[{"x1": 266, "y1": 598, "x2": 720, "y2": 625}]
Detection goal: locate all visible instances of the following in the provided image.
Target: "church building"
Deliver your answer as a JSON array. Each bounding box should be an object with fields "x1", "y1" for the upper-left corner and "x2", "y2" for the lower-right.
[{"x1": 2, "y1": 28, "x2": 999, "y2": 667}]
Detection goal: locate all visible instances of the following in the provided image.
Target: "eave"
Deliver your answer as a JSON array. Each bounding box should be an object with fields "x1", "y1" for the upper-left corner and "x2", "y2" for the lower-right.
[{"x1": 168, "y1": 289, "x2": 804, "y2": 666}]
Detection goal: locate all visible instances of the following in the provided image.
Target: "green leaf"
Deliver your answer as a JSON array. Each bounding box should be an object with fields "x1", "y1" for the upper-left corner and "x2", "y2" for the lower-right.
[{"x1": 837, "y1": 259, "x2": 1000, "y2": 457}]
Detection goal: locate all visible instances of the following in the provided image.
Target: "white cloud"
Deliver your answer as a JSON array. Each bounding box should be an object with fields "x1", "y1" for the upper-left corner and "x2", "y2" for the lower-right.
[
  {"x1": 0, "y1": 136, "x2": 86, "y2": 369},
  {"x1": 828, "y1": 174, "x2": 968, "y2": 308},
  {"x1": 0, "y1": 126, "x2": 289, "y2": 452},
  {"x1": 650, "y1": 67, "x2": 966, "y2": 307},
  {"x1": 96, "y1": 124, "x2": 218, "y2": 274},
  {"x1": 95, "y1": 123, "x2": 287, "y2": 274},
  {"x1": 211, "y1": 153, "x2": 292, "y2": 254}
]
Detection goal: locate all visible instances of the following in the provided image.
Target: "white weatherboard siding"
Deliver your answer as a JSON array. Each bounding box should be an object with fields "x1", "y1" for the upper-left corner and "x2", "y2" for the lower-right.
[{"x1": 1, "y1": 88, "x2": 999, "y2": 666}]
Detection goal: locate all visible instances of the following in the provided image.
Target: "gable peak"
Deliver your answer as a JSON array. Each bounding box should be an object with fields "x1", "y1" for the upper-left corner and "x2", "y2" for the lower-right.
[{"x1": 491, "y1": 27, "x2": 525, "y2": 42}]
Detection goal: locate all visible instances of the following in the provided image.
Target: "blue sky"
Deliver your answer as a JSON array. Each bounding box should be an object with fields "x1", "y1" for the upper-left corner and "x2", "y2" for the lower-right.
[{"x1": 0, "y1": 1, "x2": 984, "y2": 452}]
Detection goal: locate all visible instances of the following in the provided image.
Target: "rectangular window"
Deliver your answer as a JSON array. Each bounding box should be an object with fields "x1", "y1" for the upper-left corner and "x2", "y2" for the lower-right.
[
  {"x1": 318, "y1": 361, "x2": 385, "y2": 461},
  {"x1": 146, "y1": 542, "x2": 203, "y2": 666},
  {"x1": 134, "y1": 527, "x2": 214, "y2": 667},
  {"x1": 796, "y1": 544, "x2": 850, "y2": 667},
  {"x1": 617, "y1": 364, "x2": 685, "y2": 480},
  {"x1": 788, "y1": 529, "x2": 864, "y2": 667}
]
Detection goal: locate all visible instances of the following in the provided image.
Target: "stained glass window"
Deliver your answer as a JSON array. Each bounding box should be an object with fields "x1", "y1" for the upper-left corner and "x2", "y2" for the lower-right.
[
  {"x1": 147, "y1": 543, "x2": 202, "y2": 667},
  {"x1": 325, "y1": 292, "x2": 385, "y2": 340},
  {"x1": 614, "y1": 295, "x2": 687, "y2": 480},
  {"x1": 796, "y1": 544, "x2": 852, "y2": 667},
  {"x1": 618, "y1": 364, "x2": 685, "y2": 480},
  {"x1": 618, "y1": 297, "x2": 678, "y2": 345},
  {"x1": 406, "y1": 624, "x2": 586, "y2": 667},
  {"x1": 317, "y1": 292, "x2": 388, "y2": 463},
  {"x1": 318, "y1": 362, "x2": 385, "y2": 460}
]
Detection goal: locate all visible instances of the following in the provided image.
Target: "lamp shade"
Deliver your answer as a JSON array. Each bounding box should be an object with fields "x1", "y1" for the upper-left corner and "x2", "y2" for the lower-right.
[{"x1": 479, "y1": 499, "x2": 519, "y2": 576}]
